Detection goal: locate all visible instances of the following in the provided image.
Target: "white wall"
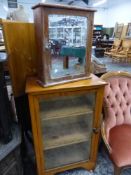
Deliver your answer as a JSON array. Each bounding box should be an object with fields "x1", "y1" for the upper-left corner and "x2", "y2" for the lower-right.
[
  {"x1": 94, "y1": 0, "x2": 131, "y2": 27},
  {"x1": 106, "y1": 1, "x2": 131, "y2": 27},
  {"x1": 0, "y1": 0, "x2": 131, "y2": 26},
  {"x1": 0, "y1": 0, "x2": 8, "y2": 19},
  {"x1": 0, "y1": 0, "x2": 39, "y2": 21},
  {"x1": 94, "y1": 8, "x2": 108, "y2": 26}
]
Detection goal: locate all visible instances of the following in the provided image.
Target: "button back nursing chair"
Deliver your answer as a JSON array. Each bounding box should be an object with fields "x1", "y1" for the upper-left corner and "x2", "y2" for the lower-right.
[{"x1": 101, "y1": 71, "x2": 131, "y2": 175}]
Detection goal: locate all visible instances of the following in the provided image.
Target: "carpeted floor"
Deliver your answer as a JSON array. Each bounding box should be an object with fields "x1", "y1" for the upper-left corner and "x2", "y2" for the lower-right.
[
  {"x1": 58, "y1": 149, "x2": 131, "y2": 175},
  {"x1": 24, "y1": 144, "x2": 131, "y2": 175}
]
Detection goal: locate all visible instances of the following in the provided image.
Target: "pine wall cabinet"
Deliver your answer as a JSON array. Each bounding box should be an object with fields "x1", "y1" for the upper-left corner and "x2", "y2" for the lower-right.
[
  {"x1": 26, "y1": 74, "x2": 106, "y2": 175},
  {"x1": 32, "y1": 3, "x2": 96, "y2": 86}
]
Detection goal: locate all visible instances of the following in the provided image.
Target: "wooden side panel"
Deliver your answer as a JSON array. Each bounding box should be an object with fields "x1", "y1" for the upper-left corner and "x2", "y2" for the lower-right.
[
  {"x1": 33, "y1": 8, "x2": 45, "y2": 83},
  {"x1": 2, "y1": 20, "x2": 37, "y2": 97}
]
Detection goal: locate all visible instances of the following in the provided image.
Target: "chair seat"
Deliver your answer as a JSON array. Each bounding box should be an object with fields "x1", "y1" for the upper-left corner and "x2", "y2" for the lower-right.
[
  {"x1": 112, "y1": 53, "x2": 127, "y2": 58},
  {"x1": 109, "y1": 124, "x2": 131, "y2": 167}
]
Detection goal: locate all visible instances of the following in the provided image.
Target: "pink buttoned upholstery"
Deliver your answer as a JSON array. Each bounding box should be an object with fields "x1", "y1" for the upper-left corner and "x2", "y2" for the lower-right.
[
  {"x1": 102, "y1": 72, "x2": 131, "y2": 169},
  {"x1": 109, "y1": 124, "x2": 131, "y2": 167},
  {"x1": 103, "y1": 77, "x2": 131, "y2": 141}
]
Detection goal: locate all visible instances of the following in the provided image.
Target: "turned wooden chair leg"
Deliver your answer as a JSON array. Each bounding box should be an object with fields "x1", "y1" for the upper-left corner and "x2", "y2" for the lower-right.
[{"x1": 114, "y1": 165, "x2": 121, "y2": 175}]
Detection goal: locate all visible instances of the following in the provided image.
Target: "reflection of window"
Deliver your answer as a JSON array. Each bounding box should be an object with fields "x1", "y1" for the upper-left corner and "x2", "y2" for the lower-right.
[
  {"x1": 49, "y1": 28, "x2": 57, "y2": 39},
  {"x1": 48, "y1": 15, "x2": 87, "y2": 46},
  {"x1": 57, "y1": 28, "x2": 63, "y2": 38},
  {"x1": 8, "y1": 0, "x2": 17, "y2": 8}
]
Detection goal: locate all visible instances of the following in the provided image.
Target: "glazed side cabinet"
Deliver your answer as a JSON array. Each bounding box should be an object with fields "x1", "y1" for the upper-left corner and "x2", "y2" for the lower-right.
[{"x1": 26, "y1": 74, "x2": 106, "y2": 175}]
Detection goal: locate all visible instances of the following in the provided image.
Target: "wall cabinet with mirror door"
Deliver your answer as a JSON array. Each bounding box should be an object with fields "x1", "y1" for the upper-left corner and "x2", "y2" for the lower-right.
[
  {"x1": 26, "y1": 74, "x2": 106, "y2": 175},
  {"x1": 32, "y1": 3, "x2": 96, "y2": 86}
]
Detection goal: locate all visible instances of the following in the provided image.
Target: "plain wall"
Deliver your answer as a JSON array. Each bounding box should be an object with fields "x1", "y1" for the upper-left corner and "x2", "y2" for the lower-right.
[
  {"x1": 94, "y1": 0, "x2": 131, "y2": 27},
  {"x1": 0, "y1": 0, "x2": 39, "y2": 21},
  {"x1": 0, "y1": 0, "x2": 131, "y2": 26}
]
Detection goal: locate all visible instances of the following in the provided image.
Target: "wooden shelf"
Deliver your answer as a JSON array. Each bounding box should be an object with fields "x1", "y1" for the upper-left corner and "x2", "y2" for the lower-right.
[
  {"x1": 44, "y1": 141, "x2": 90, "y2": 170},
  {"x1": 40, "y1": 105, "x2": 93, "y2": 120},
  {"x1": 40, "y1": 95, "x2": 95, "y2": 120},
  {"x1": 42, "y1": 115, "x2": 92, "y2": 150}
]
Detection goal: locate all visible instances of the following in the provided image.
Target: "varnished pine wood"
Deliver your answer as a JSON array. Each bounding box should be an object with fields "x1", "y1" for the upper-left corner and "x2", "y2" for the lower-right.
[
  {"x1": 26, "y1": 74, "x2": 106, "y2": 94},
  {"x1": 27, "y1": 74, "x2": 106, "y2": 175},
  {"x1": 2, "y1": 20, "x2": 37, "y2": 97}
]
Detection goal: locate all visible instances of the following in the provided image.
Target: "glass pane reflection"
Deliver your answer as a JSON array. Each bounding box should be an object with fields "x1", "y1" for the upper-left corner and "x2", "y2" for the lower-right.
[{"x1": 48, "y1": 15, "x2": 88, "y2": 79}]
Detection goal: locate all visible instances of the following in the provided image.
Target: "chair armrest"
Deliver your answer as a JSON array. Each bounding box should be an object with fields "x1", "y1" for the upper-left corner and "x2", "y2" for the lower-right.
[{"x1": 101, "y1": 122, "x2": 112, "y2": 152}]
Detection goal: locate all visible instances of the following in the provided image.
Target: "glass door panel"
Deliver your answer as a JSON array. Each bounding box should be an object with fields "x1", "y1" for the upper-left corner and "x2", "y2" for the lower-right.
[
  {"x1": 39, "y1": 93, "x2": 96, "y2": 170},
  {"x1": 48, "y1": 14, "x2": 88, "y2": 79}
]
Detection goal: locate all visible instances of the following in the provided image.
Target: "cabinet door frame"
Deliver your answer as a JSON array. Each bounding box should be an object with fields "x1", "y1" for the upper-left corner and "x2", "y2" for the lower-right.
[
  {"x1": 41, "y1": 7, "x2": 94, "y2": 86},
  {"x1": 28, "y1": 86, "x2": 104, "y2": 175}
]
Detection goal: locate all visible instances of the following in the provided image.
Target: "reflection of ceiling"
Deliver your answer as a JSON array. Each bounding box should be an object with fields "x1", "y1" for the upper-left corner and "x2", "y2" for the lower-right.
[
  {"x1": 42, "y1": 0, "x2": 103, "y2": 8},
  {"x1": 88, "y1": 0, "x2": 127, "y2": 8},
  {"x1": 45, "y1": 0, "x2": 89, "y2": 7},
  {"x1": 42, "y1": 0, "x2": 126, "y2": 8}
]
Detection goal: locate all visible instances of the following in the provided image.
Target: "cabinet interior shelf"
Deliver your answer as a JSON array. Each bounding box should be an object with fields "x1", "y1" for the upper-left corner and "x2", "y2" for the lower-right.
[
  {"x1": 40, "y1": 103, "x2": 93, "y2": 120},
  {"x1": 43, "y1": 130, "x2": 90, "y2": 150},
  {"x1": 44, "y1": 141, "x2": 90, "y2": 170},
  {"x1": 42, "y1": 113, "x2": 93, "y2": 150}
]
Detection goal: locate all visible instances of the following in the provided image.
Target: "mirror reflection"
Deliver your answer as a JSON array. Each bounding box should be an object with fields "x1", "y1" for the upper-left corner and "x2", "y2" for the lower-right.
[{"x1": 48, "y1": 15, "x2": 88, "y2": 79}]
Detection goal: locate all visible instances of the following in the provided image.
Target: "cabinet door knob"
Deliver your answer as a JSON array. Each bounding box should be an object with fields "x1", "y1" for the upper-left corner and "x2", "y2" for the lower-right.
[{"x1": 93, "y1": 128, "x2": 100, "y2": 134}]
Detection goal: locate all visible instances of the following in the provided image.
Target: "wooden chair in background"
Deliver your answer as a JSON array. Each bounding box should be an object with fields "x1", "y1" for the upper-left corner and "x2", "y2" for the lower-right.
[
  {"x1": 111, "y1": 39, "x2": 131, "y2": 63},
  {"x1": 104, "y1": 39, "x2": 122, "y2": 57}
]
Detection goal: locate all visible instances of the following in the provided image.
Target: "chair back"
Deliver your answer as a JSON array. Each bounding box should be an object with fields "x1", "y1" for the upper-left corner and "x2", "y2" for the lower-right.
[
  {"x1": 113, "y1": 39, "x2": 122, "y2": 48},
  {"x1": 120, "y1": 39, "x2": 131, "y2": 52},
  {"x1": 101, "y1": 72, "x2": 131, "y2": 141}
]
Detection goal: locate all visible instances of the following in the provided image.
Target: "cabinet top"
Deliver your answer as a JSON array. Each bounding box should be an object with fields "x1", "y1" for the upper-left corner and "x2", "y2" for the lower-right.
[
  {"x1": 32, "y1": 3, "x2": 96, "y2": 12},
  {"x1": 26, "y1": 74, "x2": 106, "y2": 95}
]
